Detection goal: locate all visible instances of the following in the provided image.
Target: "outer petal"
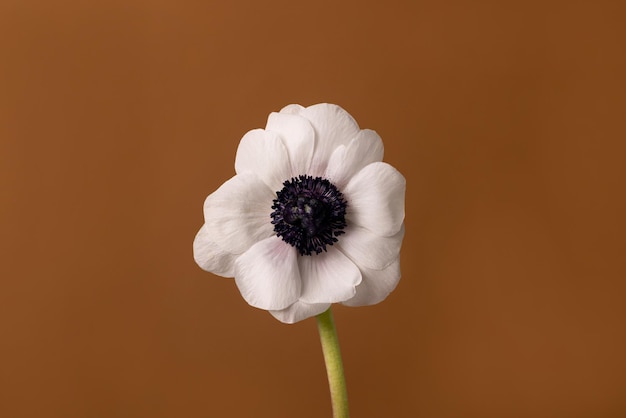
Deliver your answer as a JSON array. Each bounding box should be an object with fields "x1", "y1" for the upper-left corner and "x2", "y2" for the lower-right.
[
  {"x1": 270, "y1": 300, "x2": 330, "y2": 324},
  {"x1": 266, "y1": 112, "x2": 315, "y2": 176},
  {"x1": 343, "y1": 162, "x2": 406, "y2": 237},
  {"x1": 234, "y1": 236, "x2": 301, "y2": 310},
  {"x1": 337, "y1": 224, "x2": 405, "y2": 271},
  {"x1": 299, "y1": 248, "x2": 362, "y2": 304},
  {"x1": 324, "y1": 129, "x2": 384, "y2": 189},
  {"x1": 193, "y1": 224, "x2": 237, "y2": 277},
  {"x1": 235, "y1": 129, "x2": 292, "y2": 192},
  {"x1": 203, "y1": 173, "x2": 275, "y2": 255},
  {"x1": 300, "y1": 104, "x2": 361, "y2": 176},
  {"x1": 342, "y1": 258, "x2": 401, "y2": 307}
]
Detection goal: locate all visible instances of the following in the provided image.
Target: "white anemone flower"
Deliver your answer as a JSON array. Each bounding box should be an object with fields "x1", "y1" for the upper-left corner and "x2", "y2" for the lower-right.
[{"x1": 193, "y1": 103, "x2": 406, "y2": 323}]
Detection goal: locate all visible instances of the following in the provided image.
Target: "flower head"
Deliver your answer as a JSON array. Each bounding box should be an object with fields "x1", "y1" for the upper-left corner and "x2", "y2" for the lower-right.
[{"x1": 193, "y1": 104, "x2": 405, "y2": 323}]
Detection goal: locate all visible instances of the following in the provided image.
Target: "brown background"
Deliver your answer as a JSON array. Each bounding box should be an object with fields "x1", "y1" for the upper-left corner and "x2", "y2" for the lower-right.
[{"x1": 1, "y1": 1, "x2": 625, "y2": 417}]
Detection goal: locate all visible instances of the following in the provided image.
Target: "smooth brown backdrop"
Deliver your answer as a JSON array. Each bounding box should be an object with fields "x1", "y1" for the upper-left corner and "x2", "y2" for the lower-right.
[{"x1": 1, "y1": 1, "x2": 625, "y2": 417}]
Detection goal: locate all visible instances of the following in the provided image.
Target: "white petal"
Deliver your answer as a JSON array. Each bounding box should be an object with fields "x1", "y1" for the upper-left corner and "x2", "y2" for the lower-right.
[
  {"x1": 266, "y1": 112, "x2": 315, "y2": 176},
  {"x1": 193, "y1": 224, "x2": 237, "y2": 277},
  {"x1": 299, "y1": 248, "x2": 362, "y2": 304},
  {"x1": 343, "y1": 162, "x2": 406, "y2": 237},
  {"x1": 270, "y1": 300, "x2": 330, "y2": 324},
  {"x1": 234, "y1": 236, "x2": 301, "y2": 310},
  {"x1": 337, "y1": 224, "x2": 405, "y2": 270},
  {"x1": 300, "y1": 104, "x2": 361, "y2": 176},
  {"x1": 324, "y1": 129, "x2": 384, "y2": 189},
  {"x1": 235, "y1": 129, "x2": 291, "y2": 192},
  {"x1": 279, "y1": 104, "x2": 305, "y2": 115},
  {"x1": 203, "y1": 173, "x2": 275, "y2": 255},
  {"x1": 342, "y1": 258, "x2": 401, "y2": 307},
  {"x1": 324, "y1": 144, "x2": 347, "y2": 181}
]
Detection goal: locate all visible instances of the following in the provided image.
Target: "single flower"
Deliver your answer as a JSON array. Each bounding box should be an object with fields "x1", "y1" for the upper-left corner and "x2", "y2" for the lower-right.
[{"x1": 193, "y1": 103, "x2": 406, "y2": 323}]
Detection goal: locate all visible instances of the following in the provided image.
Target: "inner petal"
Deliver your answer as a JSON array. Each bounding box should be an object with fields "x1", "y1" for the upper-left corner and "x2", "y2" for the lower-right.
[
  {"x1": 203, "y1": 173, "x2": 275, "y2": 255},
  {"x1": 324, "y1": 129, "x2": 385, "y2": 190},
  {"x1": 235, "y1": 128, "x2": 292, "y2": 192},
  {"x1": 342, "y1": 162, "x2": 406, "y2": 237},
  {"x1": 298, "y1": 248, "x2": 362, "y2": 304},
  {"x1": 337, "y1": 224, "x2": 405, "y2": 271},
  {"x1": 266, "y1": 112, "x2": 315, "y2": 177},
  {"x1": 234, "y1": 236, "x2": 301, "y2": 311},
  {"x1": 300, "y1": 104, "x2": 361, "y2": 176}
]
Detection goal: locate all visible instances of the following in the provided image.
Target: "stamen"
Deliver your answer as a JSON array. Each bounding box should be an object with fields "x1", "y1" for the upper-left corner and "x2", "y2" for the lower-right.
[{"x1": 271, "y1": 175, "x2": 347, "y2": 256}]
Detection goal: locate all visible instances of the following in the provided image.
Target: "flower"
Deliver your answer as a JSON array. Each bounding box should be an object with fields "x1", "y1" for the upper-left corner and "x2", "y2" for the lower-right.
[{"x1": 193, "y1": 103, "x2": 405, "y2": 323}]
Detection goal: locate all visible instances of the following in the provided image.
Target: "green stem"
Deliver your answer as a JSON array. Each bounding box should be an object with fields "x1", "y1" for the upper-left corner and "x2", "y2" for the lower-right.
[{"x1": 316, "y1": 307, "x2": 350, "y2": 418}]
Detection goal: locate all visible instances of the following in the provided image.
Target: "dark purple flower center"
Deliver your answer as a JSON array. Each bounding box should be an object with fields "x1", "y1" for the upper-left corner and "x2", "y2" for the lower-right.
[{"x1": 271, "y1": 175, "x2": 347, "y2": 256}]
